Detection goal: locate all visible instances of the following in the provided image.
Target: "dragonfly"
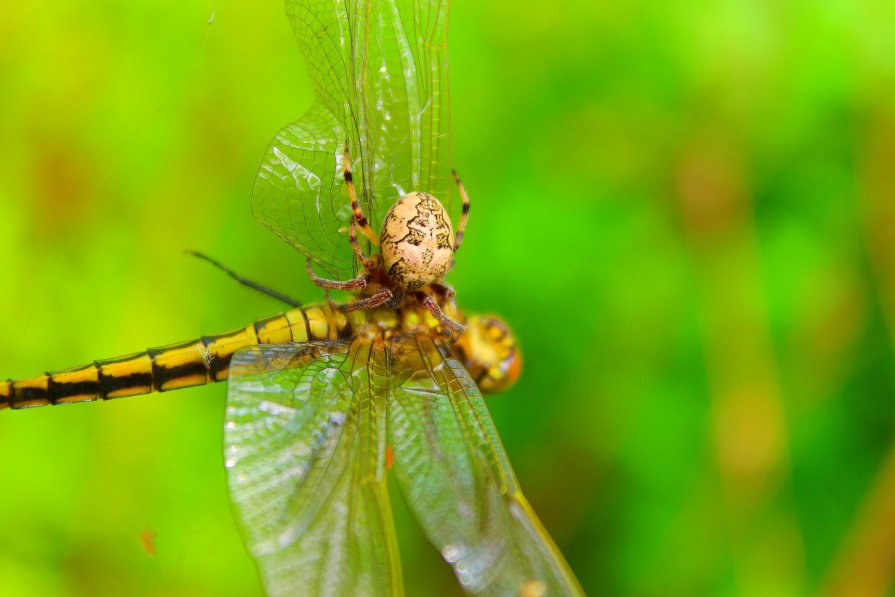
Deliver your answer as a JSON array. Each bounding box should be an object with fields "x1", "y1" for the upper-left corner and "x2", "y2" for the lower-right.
[{"x1": 2, "y1": 0, "x2": 585, "y2": 595}]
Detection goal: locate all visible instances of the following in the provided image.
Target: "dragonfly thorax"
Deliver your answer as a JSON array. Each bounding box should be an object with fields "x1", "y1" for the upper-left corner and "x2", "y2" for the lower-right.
[
  {"x1": 355, "y1": 302, "x2": 459, "y2": 338},
  {"x1": 380, "y1": 192, "x2": 454, "y2": 290}
]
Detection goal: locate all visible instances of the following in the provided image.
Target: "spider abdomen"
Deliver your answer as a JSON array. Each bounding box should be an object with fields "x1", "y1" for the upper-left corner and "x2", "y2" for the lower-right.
[{"x1": 380, "y1": 192, "x2": 454, "y2": 290}]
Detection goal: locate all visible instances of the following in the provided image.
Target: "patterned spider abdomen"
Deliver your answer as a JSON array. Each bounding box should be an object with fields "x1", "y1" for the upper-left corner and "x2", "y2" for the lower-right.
[{"x1": 380, "y1": 192, "x2": 454, "y2": 290}]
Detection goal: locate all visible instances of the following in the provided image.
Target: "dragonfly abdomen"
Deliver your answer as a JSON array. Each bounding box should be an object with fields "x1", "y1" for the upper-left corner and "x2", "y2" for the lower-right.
[{"x1": 0, "y1": 306, "x2": 351, "y2": 410}]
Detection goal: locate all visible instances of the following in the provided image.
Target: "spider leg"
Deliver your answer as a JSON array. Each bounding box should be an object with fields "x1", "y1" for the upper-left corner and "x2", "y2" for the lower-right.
[
  {"x1": 339, "y1": 288, "x2": 394, "y2": 313},
  {"x1": 305, "y1": 258, "x2": 369, "y2": 290},
  {"x1": 430, "y1": 282, "x2": 456, "y2": 302},
  {"x1": 415, "y1": 291, "x2": 465, "y2": 334},
  {"x1": 344, "y1": 142, "x2": 380, "y2": 247},
  {"x1": 349, "y1": 218, "x2": 375, "y2": 270},
  {"x1": 451, "y1": 169, "x2": 470, "y2": 253}
]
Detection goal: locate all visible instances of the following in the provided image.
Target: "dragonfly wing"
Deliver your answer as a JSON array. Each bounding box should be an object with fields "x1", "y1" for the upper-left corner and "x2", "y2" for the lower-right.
[
  {"x1": 225, "y1": 341, "x2": 402, "y2": 597},
  {"x1": 387, "y1": 335, "x2": 585, "y2": 597},
  {"x1": 252, "y1": 106, "x2": 353, "y2": 276},
  {"x1": 254, "y1": 0, "x2": 454, "y2": 277}
]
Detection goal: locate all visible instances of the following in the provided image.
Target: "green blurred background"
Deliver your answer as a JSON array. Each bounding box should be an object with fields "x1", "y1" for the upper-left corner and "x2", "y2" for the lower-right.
[{"x1": 2, "y1": 1, "x2": 895, "y2": 595}]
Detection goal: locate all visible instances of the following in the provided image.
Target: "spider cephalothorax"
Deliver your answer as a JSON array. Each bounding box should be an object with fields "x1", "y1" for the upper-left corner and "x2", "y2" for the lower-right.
[{"x1": 305, "y1": 144, "x2": 470, "y2": 333}]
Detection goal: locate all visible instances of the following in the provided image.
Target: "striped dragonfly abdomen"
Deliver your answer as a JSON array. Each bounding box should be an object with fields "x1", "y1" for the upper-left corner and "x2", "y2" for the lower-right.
[{"x1": 0, "y1": 305, "x2": 352, "y2": 410}]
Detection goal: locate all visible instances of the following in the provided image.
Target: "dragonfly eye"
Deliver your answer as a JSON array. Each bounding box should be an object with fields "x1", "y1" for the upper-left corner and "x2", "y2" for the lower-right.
[{"x1": 454, "y1": 314, "x2": 522, "y2": 394}]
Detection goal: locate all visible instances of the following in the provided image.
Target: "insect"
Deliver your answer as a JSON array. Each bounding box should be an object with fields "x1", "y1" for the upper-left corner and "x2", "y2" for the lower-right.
[{"x1": 2, "y1": 0, "x2": 585, "y2": 595}]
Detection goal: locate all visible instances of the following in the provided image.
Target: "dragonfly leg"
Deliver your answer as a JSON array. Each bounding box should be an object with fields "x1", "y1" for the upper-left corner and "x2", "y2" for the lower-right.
[
  {"x1": 186, "y1": 251, "x2": 303, "y2": 307},
  {"x1": 306, "y1": 258, "x2": 370, "y2": 290},
  {"x1": 343, "y1": 142, "x2": 380, "y2": 247},
  {"x1": 451, "y1": 169, "x2": 471, "y2": 253},
  {"x1": 415, "y1": 291, "x2": 465, "y2": 334},
  {"x1": 338, "y1": 288, "x2": 395, "y2": 313}
]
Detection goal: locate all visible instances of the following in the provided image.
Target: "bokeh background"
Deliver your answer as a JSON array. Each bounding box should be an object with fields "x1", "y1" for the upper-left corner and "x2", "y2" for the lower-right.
[{"x1": 2, "y1": 1, "x2": 895, "y2": 595}]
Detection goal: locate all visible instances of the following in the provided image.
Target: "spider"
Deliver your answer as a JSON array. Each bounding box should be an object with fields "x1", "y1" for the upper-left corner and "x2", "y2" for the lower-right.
[{"x1": 305, "y1": 144, "x2": 470, "y2": 334}]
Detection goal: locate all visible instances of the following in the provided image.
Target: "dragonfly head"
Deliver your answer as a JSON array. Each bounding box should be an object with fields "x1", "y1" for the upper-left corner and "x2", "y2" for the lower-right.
[
  {"x1": 380, "y1": 192, "x2": 454, "y2": 290},
  {"x1": 454, "y1": 314, "x2": 522, "y2": 394}
]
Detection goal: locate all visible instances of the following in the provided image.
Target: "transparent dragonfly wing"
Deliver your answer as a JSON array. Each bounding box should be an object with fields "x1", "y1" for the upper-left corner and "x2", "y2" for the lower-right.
[
  {"x1": 253, "y1": 0, "x2": 453, "y2": 277},
  {"x1": 225, "y1": 341, "x2": 402, "y2": 597},
  {"x1": 387, "y1": 335, "x2": 586, "y2": 597}
]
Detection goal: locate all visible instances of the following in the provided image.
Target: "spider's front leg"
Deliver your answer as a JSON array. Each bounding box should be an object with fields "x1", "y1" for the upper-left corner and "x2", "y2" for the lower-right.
[
  {"x1": 305, "y1": 259, "x2": 369, "y2": 290},
  {"x1": 349, "y1": 218, "x2": 376, "y2": 271},
  {"x1": 343, "y1": 143, "x2": 379, "y2": 247}
]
